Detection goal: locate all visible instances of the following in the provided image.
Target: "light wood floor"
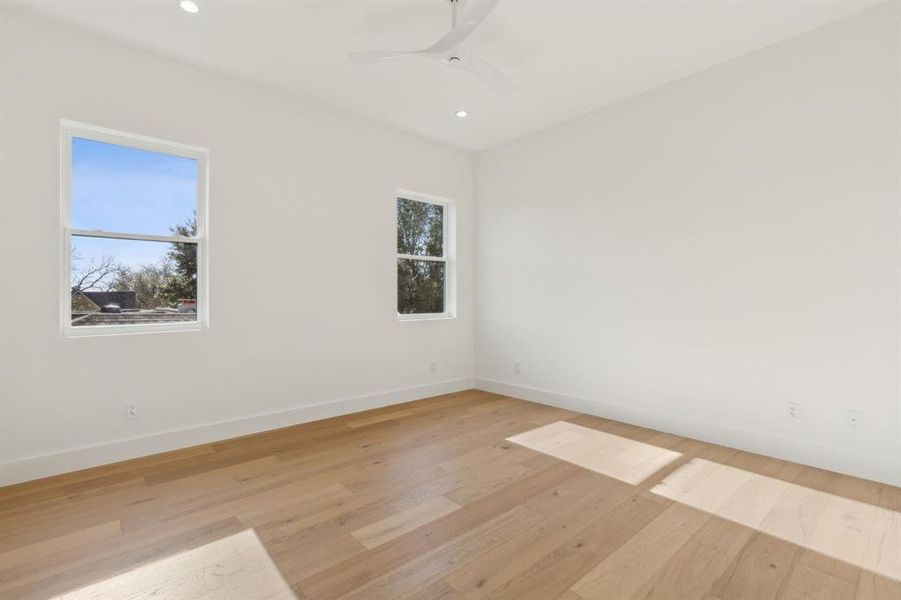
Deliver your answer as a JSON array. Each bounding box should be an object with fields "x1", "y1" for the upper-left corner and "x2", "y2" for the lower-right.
[{"x1": 0, "y1": 390, "x2": 898, "y2": 599}]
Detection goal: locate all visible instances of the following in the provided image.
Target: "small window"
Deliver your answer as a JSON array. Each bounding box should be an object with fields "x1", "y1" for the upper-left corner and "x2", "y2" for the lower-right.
[
  {"x1": 396, "y1": 192, "x2": 455, "y2": 320},
  {"x1": 61, "y1": 121, "x2": 208, "y2": 336}
]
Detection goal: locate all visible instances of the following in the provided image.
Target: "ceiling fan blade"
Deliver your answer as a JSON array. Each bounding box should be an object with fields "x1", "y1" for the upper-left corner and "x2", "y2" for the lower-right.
[
  {"x1": 464, "y1": 55, "x2": 517, "y2": 94},
  {"x1": 350, "y1": 1, "x2": 502, "y2": 70},
  {"x1": 425, "y1": 0, "x2": 500, "y2": 54},
  {"x1": 348, "y1": 50, "x2": 414, "y2": 65}
]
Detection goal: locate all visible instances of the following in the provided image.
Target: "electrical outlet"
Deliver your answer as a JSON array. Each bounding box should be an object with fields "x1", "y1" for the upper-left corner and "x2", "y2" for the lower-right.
[
  {"x1": 514, "y1": 361, "x2": 522, "y2": 375},
  {"x1": 846, "y1": 409, "x2": 863, "y2": 429},
  {"x1": 786, "y1": 402, "x2": 800, "y2": 420},
  {"x1": 126, "y1": 403, "x2": 140, "y2": 420},
  {"x1": 429, "y1": 361, "x2": 437, "y2": 373}
]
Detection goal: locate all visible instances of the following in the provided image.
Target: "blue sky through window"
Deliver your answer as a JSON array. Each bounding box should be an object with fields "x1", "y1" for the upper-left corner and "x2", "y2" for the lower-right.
[{"x1": 71, "y1": 137, "x2": 198, "y2": 269}]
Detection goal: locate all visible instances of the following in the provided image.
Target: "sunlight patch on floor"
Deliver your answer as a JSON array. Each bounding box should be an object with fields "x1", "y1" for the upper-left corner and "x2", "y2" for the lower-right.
[
  {"x1": 652, "y1": 458, "x2": 901, "y2": 581},
  {"x1": 53, "y1": 529, "x2": 296, "y2": 599},
  {"x1": 507, "y1": 420, "x2": 682, "y2": 485}
]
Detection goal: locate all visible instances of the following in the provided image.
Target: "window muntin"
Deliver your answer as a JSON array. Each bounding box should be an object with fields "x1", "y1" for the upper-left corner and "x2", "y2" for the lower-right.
[
  {"x1": 61, "y1": 121, "x2": 208, "y2": 336},
  {"x1": 396, "y1": 194, "x2": 453, "y2": 319}
]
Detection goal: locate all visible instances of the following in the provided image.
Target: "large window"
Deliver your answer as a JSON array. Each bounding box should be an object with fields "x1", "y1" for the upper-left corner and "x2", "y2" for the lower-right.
[
  {"x1": 396, "y1": 192, "x2": 455, "y2": 320},
  {"x1": 61, "y1": 121, "x2": 208, "y2": 336}
]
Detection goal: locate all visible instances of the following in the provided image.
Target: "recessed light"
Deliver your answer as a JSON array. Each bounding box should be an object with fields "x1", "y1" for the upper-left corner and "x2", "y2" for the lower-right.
[
  {"x1": 179, "y1": 0, "x2": 199, "y2": 14},
  {"x1": 455, "y1": 109, "x2": 468, "y2": 118}
]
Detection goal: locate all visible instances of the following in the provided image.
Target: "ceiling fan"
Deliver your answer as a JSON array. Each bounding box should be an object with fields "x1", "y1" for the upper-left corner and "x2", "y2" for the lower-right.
[{"x1": 349, "y1": 0, "x2": 515, "y2": 94}]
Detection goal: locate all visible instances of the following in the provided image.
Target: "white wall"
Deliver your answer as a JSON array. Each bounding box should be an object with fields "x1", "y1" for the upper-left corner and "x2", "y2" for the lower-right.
[
  {"x1": 475, "y1": 4, "x2": 901, "y2": 485},
  {"x1": 0, "y1": 9, "x2": 475, "y2": 484}
]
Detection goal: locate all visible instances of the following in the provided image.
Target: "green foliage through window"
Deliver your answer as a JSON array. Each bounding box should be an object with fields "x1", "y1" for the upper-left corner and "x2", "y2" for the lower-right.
[
  {"x1": 397, "y1": 197, "x2": 443, "y2": 257},
  {"x1": 161, "y1": 216, "x2": 198, "y2": 305},
  {"x1": 397, "y1": 198, "x2": 446, "y2": 315},
  {"x1": 397, "y1": 259, "x2": 445, "y2": 314}
]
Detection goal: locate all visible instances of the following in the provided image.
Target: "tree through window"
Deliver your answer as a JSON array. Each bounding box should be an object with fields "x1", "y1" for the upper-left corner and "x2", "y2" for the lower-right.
[{"x1": 396, "y1": 196, "x2": 451, "y2": 317}]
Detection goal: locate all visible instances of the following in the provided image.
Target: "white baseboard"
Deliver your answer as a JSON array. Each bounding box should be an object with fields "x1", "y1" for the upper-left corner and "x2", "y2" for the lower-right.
[
  {"x1": 476, "y1": 378, "x2": 901, "y2": 487},
  {"x1": 0, "y1": 377, "x2": 476, "y2": 486}
]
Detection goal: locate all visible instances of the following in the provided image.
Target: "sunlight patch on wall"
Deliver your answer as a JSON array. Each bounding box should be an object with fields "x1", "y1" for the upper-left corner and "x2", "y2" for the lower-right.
[
  {"x1": 507, "y1": 421, "x2": 682, "y2": 485},
  {"x1": 652, "y1": 458, "x2": 901, "y2": 581},
  {"x1": 55, "y1": 529, "x2": 296, "y2": 599}
]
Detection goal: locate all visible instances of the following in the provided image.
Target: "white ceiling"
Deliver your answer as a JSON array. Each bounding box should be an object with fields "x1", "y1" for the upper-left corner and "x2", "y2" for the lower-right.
[{"x1": 10, "y1": 0, "x2": 885, "y2": 151}]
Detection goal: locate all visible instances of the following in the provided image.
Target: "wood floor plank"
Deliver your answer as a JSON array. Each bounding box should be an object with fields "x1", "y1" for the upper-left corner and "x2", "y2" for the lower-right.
[
  {"x1": 347, "y1": 407, "x2": 422, "y2": 428},
  {"x1": 270, "y1": 531, "x2": 367, "y2": 582},
  {"x1": 51, "y1": 529, "x2": 294, "y2": 600},
  {"x1": 652, "y1": 457, "x2": 901, "y2": 581},
  {"x1": 295, "y1": 461, "x2": 580, "y2": 600},
  {"x1": 507, "y1": 420, "x2": 682, "y2": 485},
  {"x1": 570, "y1": 502, "x2": 710, "y2": 600},
  {"x1": 637, "y1": 517, "x2": 753, "y2": 600},
  {"x1": 351, "y1": 495, "x2": 461, "y2": 549},
  {"x1": 0, "y1": 444, "x2": 216, "y2": 511},
  {"x1": 341, "y1": 506, "x2": 544, "y2": 600},
  {"x1": 482, "y1": 492, "x2": 671, "y2": 600},
  {"x1": 444, "y1": 471, "x2": 634, "y2": 598},
  {"x1": 708, "y1": 532, "x2": 800, "y2": 600},
  {"x1": 402, "y1": 579, "x2": 467, "y2": 600},
  {"x1": 0, "y1": 519, "x2": 121, "y2": 573},
  {"x1": 855, "y1": 570, "x2": 901, "y2": 600},
  {"x1": 779, "y1": 562, "x2": 857, "y2": 600},
  {"x1": 0, "y1": 518, "x2": 245, "y2": 600}
]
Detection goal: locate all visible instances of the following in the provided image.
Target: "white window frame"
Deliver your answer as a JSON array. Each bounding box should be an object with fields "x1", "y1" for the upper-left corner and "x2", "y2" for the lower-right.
[
  {"x1": 396, "y1": 189, "x2": 456, "y2": 321},
  {"x1": 60, "y1": 120, "x2": 210, "y2": 337}
]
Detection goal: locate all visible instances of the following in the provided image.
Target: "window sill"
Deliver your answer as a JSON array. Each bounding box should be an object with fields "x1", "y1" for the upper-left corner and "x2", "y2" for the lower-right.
[
  {"x1": 397, "y1": 313, "x2": 455, "y2": 322},
  {"x1": 62, "y1": 321, "x2": 208, "y2": 338}
]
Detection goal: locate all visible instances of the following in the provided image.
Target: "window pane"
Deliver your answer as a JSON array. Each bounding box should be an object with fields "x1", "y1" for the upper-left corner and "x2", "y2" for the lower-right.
[
  {"x1": 71, "y1": 137, "x2": 198, "y2": 236},
  {"x1": 397, "y1": 259, "x2": 445, "y2": 314},
  {"x1": 397, "y1": 197, "x2": 443, "y2": 257},
  {"x1": 70, "y1": 235, "x2": 198, "y2": 327}
]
